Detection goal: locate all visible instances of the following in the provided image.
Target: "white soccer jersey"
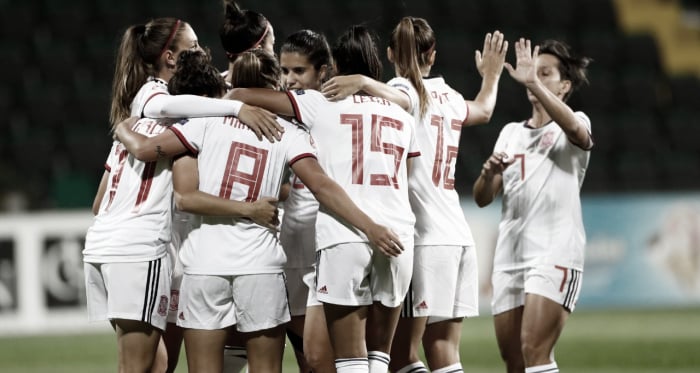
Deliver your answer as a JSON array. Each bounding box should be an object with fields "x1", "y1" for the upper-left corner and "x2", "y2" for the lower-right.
[
  {"x1": 286, "y1": 89, "x2": 419, "y2": 250},
  {"x1": 388, "y1": 76, "x2": 475, "y2": 246},
  {"x1": 84, "y1": 118, "x2": 174, "y2": 263},
  {"x1": 131, "y1": 77, "x2": 169, "y2": 118},
  {"x1": 280, "y1": 169, "x2": 319, "y2": 268},
  {"x1": 170, "y1": 116, "x2": 317, "y2": 275},
  {"x1": 492, "y1": 112, "x2": 592, "y2": 271}
]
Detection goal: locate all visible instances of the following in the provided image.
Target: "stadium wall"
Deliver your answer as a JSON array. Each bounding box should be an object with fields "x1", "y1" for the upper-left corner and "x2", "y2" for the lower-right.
[{"x1": 1, "y1": 193, "x2": 699, "y2": 335}]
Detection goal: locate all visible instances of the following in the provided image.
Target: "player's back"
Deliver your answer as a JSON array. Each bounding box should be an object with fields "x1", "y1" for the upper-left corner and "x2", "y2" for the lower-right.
[
  {"x1": 85, "y1": 118, "x2": 174, "y2": 263},
  {"x1": 171, "y1": 115, "x2": 316, "y2": 275},
  {"x1": 288, "y1": 89, "x2": 419, "y2": 249},
  {"x1": 409, "y1": 77, "x2": 474, "y2": 246}
]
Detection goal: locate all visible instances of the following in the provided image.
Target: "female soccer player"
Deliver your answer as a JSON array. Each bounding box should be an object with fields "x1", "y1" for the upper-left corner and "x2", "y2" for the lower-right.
[
  {"x1": 278, "y1": 29, "x2": 335, "y2": 373},
  {"x1": 115, "y1": 48, "x2": 403, "y2": 373},
  {"x1": 320, "y1": 17, "x2": 507, "y2": 373},
  {"x1": 227, "y1": 25, "x2": 419, "y2": 373},
  {"x1": 473, "y1": 38, "x2": 592, "y2": 373},
  {"x1": 109, "y1": 17, "x2": 281, "y2": 142},
  {"x1": 105, "y1": 17, "x2": 281, "y2": 372}
]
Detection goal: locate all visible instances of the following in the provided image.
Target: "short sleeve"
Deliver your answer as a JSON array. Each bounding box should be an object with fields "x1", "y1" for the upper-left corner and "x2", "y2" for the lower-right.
[
  {"x1": 169, "y1": 118, "x2": 206, "y2": 155},
  {"x1": 387, "y1": 77, "x2": 419, "y2": 117},
  {"x1": 493, "y1": 122, "x2": 517, "y2": 156},
  {"x1": 285, "y1": 89, "x2": 328, "y2": 128},
  {"x1": 286, "y1": 125, "x2": 318, "y2": 166}
]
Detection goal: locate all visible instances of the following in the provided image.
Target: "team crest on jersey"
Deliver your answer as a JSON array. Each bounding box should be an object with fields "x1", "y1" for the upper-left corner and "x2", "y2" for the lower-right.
[
  {"x1": 169, "y1": 290, "x2": 180, "y2": 312},
  {"x1": 539, "y1": 131, "x2": 555, "y2": 149},
  {"x1": 295, "y1": 89, "x2": 305, "y2": 95},
  {"x1": 157, "y1": 295, "x2": 169, "y2": 316}
]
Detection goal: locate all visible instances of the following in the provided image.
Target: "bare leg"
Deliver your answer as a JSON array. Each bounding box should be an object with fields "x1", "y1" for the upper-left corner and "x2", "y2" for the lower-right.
[
  {"x1": 183, "y1": 327, "x2": 229, "y2": 373},
  {"x1": 114, "y1": 318, "x2": 162, "y2": 373},
  {"x1": 521, "y1": 294, "x2": 568, "y2": 367},
  {"x1": 161, "y1": 322, "x2": 184, "y2": 373},
  {"x1": 150, "y1": 337, "x2": 168, "y2": 373},
  {"x1": 388, "y1": 316, "x2": 426, "y2": 372},
  {"x1": 422, "y1": 318, "x2": 462, "y2": 370},
  {"x1": 288, "y1": 315, "x2": 313, "y2": 372},
  {"x1": 243, "y1": 325, "x2": 286, "y2": 373},
  {"x1": 304, "y1": 305, "x2": 336, "y2": 372},
  {"x1": 324, "y1": 303, "x2": 368, "y2": 358},
  {"x1": 493, "y1": 307, "x2": 525, "y2": 373},
  {"x1": 366, "y1": 302, "x2": 402, "y2": 353}
]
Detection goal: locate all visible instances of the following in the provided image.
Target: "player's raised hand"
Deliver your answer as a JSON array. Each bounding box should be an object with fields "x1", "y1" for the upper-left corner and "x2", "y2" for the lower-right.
[
  {"x1": 248, "y1": 196, "x2": 279, "y2": 229},
  {"x1": 505, "y1": 38, "x2": 539, "y2": 86},
  {"x1": 481, "y1": 152, "x2": 515, "y2": 180},
  {"x1": 321, "y1": 74, "x2": 364, "y2": 101},
  {"x1": 237, "y1": 104, "x2": 284, "y2": 142},
  {"x1": 365, "y1": 223, "x2": 404, "y2": 257},
  {"x1": 475, "y1": 30, "x2": 508, "y2": 79}
]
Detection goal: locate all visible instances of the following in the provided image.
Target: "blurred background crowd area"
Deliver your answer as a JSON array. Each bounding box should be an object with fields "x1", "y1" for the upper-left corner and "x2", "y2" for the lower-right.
[{"x1": 1, "y1": 0, "x2": 699, "y2": 211}]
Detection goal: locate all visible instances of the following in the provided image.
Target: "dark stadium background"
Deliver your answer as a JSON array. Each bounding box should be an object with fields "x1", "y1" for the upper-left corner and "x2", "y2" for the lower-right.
[{"x1": 1, "y1": 0, "x2": 698, "y2": 210}]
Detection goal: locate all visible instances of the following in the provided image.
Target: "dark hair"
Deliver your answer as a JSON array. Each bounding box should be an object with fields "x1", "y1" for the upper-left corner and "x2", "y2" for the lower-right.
[
  {"x1": 110, "y1": 18, "x2": 187, "y2": 127},
  {"x1": 280, "y1": 29, "x2": 332, "y2": 71},
  {"x1": 538, "y1": 39, "x2": 591, "y2": 101},
  {"x1": 230, "y1": 49, "x2": 281, "y2": 89},
  {"x1": 168, "y1": 49, "x2": 226, "y2": 98},
  {"x1": 219, "y1": 0, "x2": 269, "y2": 60},
  {"x1": 332, "y1": 25, "x2": 382, "y2": 81},
  {"x1": 389, "y1": 17, "x2": 435, "y2": 118}
]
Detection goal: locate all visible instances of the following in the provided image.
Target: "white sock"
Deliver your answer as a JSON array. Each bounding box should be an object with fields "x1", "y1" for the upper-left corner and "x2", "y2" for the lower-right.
[
  {"x1": 432, "y1": 362, "x2": 464, "y2": 373},
  {"x1": 396, "y1": 361, "x2": 429, "y2": 373},
  {"x1": 222, "y1": 345, "x2": 248, "y2": 373},
  {"x1": 525, "y1": 361, "x2": 559, "y2": 373},
  {"x1": 336, "y1": 357, "x2": 369, "y2": 373},
  {"x1": 367, "y1": 351, "x2": 390, "y2": 373}
]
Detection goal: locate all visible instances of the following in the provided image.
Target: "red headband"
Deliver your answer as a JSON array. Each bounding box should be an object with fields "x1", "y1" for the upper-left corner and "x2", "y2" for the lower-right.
[
  {"x1": 159, "y1": 19, "x2": 182, "y2": 57},
  {"x1": 225, "y1": 22, "x2": 269, "y2": 60}
]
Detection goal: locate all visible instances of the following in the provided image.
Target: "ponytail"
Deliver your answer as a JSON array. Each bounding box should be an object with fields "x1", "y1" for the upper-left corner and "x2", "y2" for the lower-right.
[
  {"x1": 390, "y1": 17, "x2": 435, "y2": 118},
  {"x1": 109, "y1": 18, "x2": 185, "y2": 128}
]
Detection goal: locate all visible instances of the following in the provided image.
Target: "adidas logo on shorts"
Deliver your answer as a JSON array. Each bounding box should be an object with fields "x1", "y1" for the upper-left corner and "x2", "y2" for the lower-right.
[
  {"x1": 179, "y1": 312, "x2": 185, "y2": 321},
  {"x1": 416, "y1": 301, "x2": 428, "y2": 310},
  {"x1": 318, "y1": 285, "x2": 328, "y2": 294}
]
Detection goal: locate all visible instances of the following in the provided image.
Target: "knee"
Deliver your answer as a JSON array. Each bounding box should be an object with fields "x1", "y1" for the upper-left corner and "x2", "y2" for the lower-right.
[
  {"x1": 304, "y1": 348, "x2": 333, "y2": 372},
  {"x1": 520, "y1": 339, "x2": 550, "y2": 366}
]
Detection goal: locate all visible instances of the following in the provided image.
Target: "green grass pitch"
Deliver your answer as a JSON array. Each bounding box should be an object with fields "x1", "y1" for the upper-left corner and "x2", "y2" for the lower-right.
[{"x1": 1, "y1": 308, "x2": 698, "y2": 372}]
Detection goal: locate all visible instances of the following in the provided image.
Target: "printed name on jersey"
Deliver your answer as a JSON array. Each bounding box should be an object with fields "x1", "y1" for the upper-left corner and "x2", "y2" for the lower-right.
[{"x1": 352, "y1": 95, "x2": 391, "y2": 106}]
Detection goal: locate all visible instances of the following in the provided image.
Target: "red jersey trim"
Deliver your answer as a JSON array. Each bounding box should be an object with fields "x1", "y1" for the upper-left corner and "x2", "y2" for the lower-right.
[
  {"x1": 168, "y1": 127, "x2": 199, "y2": 156},
  {"x1": 286, "y1": 91, "x2": 303, "y2": 123},
  {"x1": 408, "y1": 151, "x2": 421, "y2": 158},
  {"x1": 105, "y1": 163, "x2": 111, "y2": 172},
  {"x1": 288, "y1": 153, "x2": 317, "y2": 167}
]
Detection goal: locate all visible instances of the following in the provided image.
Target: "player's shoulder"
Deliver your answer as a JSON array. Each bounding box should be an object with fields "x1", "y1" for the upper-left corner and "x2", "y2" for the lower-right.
[
  {"x1": 288, "y1": 88, "x2": 324, "y2": 100},
  {"x1": 387, "y1": 76, "x2": 415, "y2": 93}
]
